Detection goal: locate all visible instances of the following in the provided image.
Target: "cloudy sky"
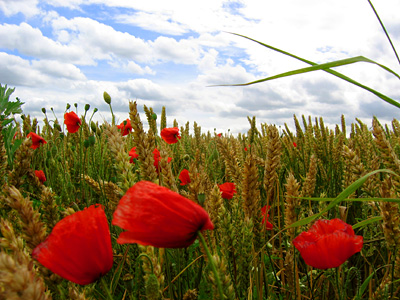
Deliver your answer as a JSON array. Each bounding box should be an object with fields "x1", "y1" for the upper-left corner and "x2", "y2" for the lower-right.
[{"x1": 1, "y1": 0, "x2": 400, "y2": 134}]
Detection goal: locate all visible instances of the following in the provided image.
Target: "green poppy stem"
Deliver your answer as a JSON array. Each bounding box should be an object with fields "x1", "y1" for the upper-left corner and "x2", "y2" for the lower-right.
[
  {"x1": 197, "y1": 231, "x2": 224, "y2": 299},
  {"x1": 137, "y1": 253, "x2": 154, "y2": 274},
  {"x1": 335, "y1": 267, "x2": 343, "y2": 300},
  {"x1": 109, "y1": 103, "x2": 115, "y2": 126},
  {"x1": 100, "y1": 276, "x2": 114, "y2": 300}
]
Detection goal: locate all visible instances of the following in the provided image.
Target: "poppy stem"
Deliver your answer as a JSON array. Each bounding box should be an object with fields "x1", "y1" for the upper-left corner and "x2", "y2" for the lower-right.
[
  {"x1": 197, "y1": 231, "x2": 224, "y2": 299},
  {"x1": 335, "y1": 267, "x2": 343, "y2": 300},
  {"x1": 137, "y1": 253, "x2": 154, "y2": 274},
  {"x1": 100, "y1": 276, "x2": 114, "y2": 300}
]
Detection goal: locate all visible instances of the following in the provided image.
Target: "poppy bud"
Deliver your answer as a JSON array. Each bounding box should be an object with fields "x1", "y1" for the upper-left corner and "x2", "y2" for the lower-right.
[
  {"x1": 90, "y1": 121, "x2": 97, "y2": 133},
  {"x1": 66, "y1": 103, "x2": 71, "y2": 110},
  {"x1": 85, "y1": 104, "x2": 90, "y2": 112},
  {"x1": 198, "y1": 193, "x2": 205, "y2": 205},
  {"x1": 74, "y1": 103, "x2": 78, "y2": 108},
  {"x1": 145, "y1": 274, "x2": 160, "y2": 300},
  {"x1": 54, "y1": 123, "x2": 61, "y2": 131},
  {"x1": 42, "y1": 108, "x2": 46, "y2": 114},
  {"x1": 152, "y1": 113, "x2": 157, "y2": 120},
  {"x1": 93, "y1": 108, "x2": 98, "y2": 113},
  {"x1": 103, "y1": 91, "x2": 111, "y2": 104},
  {"x1": 51, "y1": 145, "x2": 58, "y2": 156},
  {"x1": 88, "y1": 135, "x2": 95, "y2": 146},
  {"x1": 83, "y1": 139, "x2": 90, "y2": 148}
]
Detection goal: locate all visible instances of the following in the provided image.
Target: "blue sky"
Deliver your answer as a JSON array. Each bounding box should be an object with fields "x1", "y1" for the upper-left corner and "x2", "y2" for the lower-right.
[{"x1": 0, "y1": 0, "x2": 400, "y2": 134}]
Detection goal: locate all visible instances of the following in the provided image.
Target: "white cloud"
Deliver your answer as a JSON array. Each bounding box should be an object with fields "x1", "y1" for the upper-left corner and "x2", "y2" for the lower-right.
[
  {"x1": 152, "y1": 36, "x2": 201, "y2": 65},
  {"x1": 31, "y1": 60, "x2": 86, "y2": 80},
  {"x1": 1, "y1": 0, "x2": 399, "y2": 135},
  {"x1": 0, "y1": 0, "x2": 40, "y2": 17},
  {"x1": 50, "y1": 17, "x2": 151, "y2": 61},
  {"x1": 0, "y1": 52, "x2": 85, "y2": 86},
  {"x1": 115, "y1": 11, "x2": 190, "y2": 36},
  {"x1": 108, "y1": 60, "x2": 155, "y2": 75},
  {"x1": 0, "y1": 23, "x2": 89, "y2": 64}
]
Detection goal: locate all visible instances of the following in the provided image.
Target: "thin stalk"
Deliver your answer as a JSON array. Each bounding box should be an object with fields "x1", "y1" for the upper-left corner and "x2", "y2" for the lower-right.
[
  {"x1": 163, "y1": 254, "x2": 204, "y2": 293},
  {"x1": 109, "y1": 103, "x2": 115, "y2": 126},
  {"x1": 197, "y1": 232, "x2": 224, "y2": 299},
  {"x1": 336, "y1": 267, "x2": 343, "y2": 300},
  {"x1": 367, "y1": 0, "x2": 400, "y2": 66},
  {"x1": 137, "y1": 253, "x2": 154, "y2": 274},
  {"x1": 100, "y1": 277, "x2": 114, "y2": 300}
]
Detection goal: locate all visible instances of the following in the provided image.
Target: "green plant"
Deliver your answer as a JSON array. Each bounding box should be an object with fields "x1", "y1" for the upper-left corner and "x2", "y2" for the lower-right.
[{"x1": 0, "y1": 84, "x2": 24, "y2": 167}]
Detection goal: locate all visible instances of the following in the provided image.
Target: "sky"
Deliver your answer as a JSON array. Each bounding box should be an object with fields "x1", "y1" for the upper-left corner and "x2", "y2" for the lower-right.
[{"x1": 0, "y1": 0, "x2": 400, "y2": 135}]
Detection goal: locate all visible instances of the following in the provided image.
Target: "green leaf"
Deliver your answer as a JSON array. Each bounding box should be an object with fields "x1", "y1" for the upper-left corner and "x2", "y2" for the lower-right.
[
  {"x1": 355, "y1": 270, "x2": 375, "y2": 300},
  {"x1": 288, "y1": 169, "x2": 396, "y2": 228},
  {"x1": 299, "y1": 196, "x2": 400, "y2": 204},
  {"x1": 221, "y1": 33, "x2": 400, "y2": 110},
  {"x1": 352, "y1": 216, "x2": 383, "y2": 230},
  {"x1": 4, "y1": 99, "x2": 24, "y2": 116},
  {"x1": 221, "y1": 56, "x2": 400, "y2": 85}
]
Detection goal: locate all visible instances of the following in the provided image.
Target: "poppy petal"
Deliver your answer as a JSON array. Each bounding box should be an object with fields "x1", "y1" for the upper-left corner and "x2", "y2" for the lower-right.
[
  {"x1": 32, "y1": 205, "x2": 113, "y2": 285},
  {"x1": 293, "y1": 218, "x2": 363, "y2": 269},
  {"x1": 161, "y1": 127, "x2": 181, "y2": 144},
  {"x1": 112, "y1": 181, "x2": 214, "y2": 248},
  {"x1": 64, "y1": 111, "x2": 82, "y2": 133}
]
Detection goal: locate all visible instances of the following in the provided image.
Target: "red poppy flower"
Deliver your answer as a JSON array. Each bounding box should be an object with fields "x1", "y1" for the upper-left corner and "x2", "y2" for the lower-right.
[
  {"x1": 219, "y1": 182, "x2": 236, "y2": 200},
  {"x1": 153, "y1": 148, "x2": 172, "y2": 173},
  {"x1": 112, "y1": 181, "x2": 214, "y2": 248},
  {"x1": 261, "y1": 205, "x2": 273, "y2": 230},
  {"x1": 292, "y1": 218, "x2": 363, "y2": 269},
  {"x1": 27, "y1": 132, "x2": 47, "y2": 149},
  {"x1": 129, "y1": 147, "x2": 139, "y2": 163},
  {"x1": 64, "y1": 111, "x2": 81, "y2": 133},
  {"x1": 293, "y1": 142, "x2": 297, "y2": 147},
  {"x1": 217, "y1": 133, "x2": 222, "y2": 137},
  {"x1": 35, "y1": 170, "x2": 46, "y2": 183},
  {"x1": 161, "y1": 127, "x2": 181, "y2": 144},
  {"x1": 244, "y1": 145, "x2": 251, "y2": 151},
  {"x1": 117, "y1": 119, "x2": 132, "y2": 136},
  {"x1": 32, "y1": 204, "x2": 113, "y2": 285},
  {"x1": 179, "y1": 169, "x2": 191, "y2": 186}
]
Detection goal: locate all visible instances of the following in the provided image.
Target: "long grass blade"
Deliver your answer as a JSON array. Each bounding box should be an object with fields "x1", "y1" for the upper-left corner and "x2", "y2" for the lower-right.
[
  {"x1": 223, "y1": 32, "x2": 400, "y2": 109},
  {"x1": 297, "y1": 197, "x2": 400, "y2": 204},
  {"x1": 367, "y1": 0, "x2": 400, "y2": 65},
  {"x1": 352, "y1": 216, "x2": 383, "y2": 230},
  {"x1": 288, "y1": 169, "x2": 396, "y2": 228}
]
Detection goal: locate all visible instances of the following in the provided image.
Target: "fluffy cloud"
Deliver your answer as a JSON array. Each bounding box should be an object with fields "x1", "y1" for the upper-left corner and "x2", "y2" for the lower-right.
[
  {"x1": 0, "y1": 0, "x2": 399, "y2": 135},
  {"x1": 0, "y1": 52, "x2": 86, "y2": 86},
  {"x1": 115, "y1": 11, "x2": 190, "y2": 36},
  {"x1": 0, "y1": 0, "x2": 40, "y2": 17}
]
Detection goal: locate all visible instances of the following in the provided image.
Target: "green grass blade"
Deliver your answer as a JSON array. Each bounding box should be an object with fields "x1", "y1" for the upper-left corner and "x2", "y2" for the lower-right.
[
  {"x1": 367, "y1": 0, "x2": 400, "y2": 65},
  {"x1": 298, "y1": 197, "x2": 400, "y2": 204},
  {"x1": 224, "y1": 32, "x2": 400, "y2": 109},
  {"x1": 288, "y1": 169, "x2": 396, "y2": 228},
  {"x1": 355, "y1": 269, "x2": 377, "y2": 300},
  {"x1": 220, "y1": 56, "x2": 399, "y2": 85},
  {"x1": 352, "y1": 216, "x2": 383, "y2": 230}
]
